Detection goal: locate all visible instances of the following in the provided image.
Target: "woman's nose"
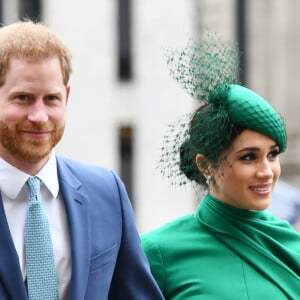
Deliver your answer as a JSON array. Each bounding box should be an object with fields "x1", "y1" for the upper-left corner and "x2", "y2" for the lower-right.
[{"x1": 256, "y1": 161, "x2": 273, "y2": 178}]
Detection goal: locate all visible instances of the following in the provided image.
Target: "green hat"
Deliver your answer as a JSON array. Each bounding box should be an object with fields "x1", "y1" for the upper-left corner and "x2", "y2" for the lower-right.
[{"x1": 210, "y1": 84, "x2": 286, "y2": 152}]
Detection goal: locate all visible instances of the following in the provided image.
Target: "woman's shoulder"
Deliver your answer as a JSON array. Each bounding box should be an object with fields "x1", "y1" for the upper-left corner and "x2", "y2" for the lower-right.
[{"x1": 141, "y1": 213, "x2": 206, "y2": 249}]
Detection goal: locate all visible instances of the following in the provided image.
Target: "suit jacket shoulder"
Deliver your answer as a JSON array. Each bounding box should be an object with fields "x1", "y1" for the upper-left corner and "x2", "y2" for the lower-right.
[{"x1": 55, "y1": 155, "x2": 164, "y2": 300}]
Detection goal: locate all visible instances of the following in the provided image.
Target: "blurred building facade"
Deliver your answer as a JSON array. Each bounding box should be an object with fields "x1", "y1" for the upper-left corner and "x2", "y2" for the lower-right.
[{"x1": 1, "y1": 0, "x2": 300, "y2": 231}]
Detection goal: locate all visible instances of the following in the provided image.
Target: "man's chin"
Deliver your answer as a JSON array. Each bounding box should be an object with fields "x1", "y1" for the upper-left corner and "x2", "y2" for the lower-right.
[
  {"x1": 23, "y1": 154, "x2": 51, "y2": 164},
  {"x1": 2, "y1": 133, "x2": 62, "y2": 164},
  {"x1": 14, "y1": 147, "x2": 53, "y2": 164}
]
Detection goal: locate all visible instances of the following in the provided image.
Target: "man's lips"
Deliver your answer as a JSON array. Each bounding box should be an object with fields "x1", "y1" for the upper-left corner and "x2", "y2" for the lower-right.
[{"x1": 21, "y1": 130, "x2": 52, "y2": 138}]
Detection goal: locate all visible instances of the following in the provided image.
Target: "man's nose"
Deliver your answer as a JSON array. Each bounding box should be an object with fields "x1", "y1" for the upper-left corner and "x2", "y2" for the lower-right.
[{"x1": 27, "y1": 100, "x2": 48, "y2": 123}]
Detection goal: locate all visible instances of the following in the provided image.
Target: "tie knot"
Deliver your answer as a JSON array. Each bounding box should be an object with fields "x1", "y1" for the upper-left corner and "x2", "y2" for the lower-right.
[{"x1": 26, "y1": 177, "x2": 41, "y2": 198}]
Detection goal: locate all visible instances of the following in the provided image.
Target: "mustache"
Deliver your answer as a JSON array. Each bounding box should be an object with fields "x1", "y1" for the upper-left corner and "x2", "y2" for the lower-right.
[{"x1": 16, "y1": 122, "x2": 55, "y2": 132}]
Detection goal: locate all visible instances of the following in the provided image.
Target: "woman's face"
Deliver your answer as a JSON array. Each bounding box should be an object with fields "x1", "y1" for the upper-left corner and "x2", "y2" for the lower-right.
[{"x1": 210, "y1": 129, "x2": 281, "y2": 210}]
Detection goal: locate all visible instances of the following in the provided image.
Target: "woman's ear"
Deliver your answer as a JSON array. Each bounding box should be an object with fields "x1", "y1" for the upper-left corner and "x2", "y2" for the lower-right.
[
  {"x1": 195, "y1": 154, "x2": 209, "y2": 173},
  {"x1": 196, "y1": 154, "x2": 213, "y2": 186}
]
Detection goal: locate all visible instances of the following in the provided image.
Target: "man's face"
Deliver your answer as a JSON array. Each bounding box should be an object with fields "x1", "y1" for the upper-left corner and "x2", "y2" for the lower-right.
[{"x1": 0, "y1": 56, "x2": 70, "y2": 170}]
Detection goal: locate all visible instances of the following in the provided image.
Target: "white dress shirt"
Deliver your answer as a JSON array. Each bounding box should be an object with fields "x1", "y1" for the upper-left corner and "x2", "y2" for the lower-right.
[{"x1": 0, "y1": 151, "x2": 71, "y2": 300}]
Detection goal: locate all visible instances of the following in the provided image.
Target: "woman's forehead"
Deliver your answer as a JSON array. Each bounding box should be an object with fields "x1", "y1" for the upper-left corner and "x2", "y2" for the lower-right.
[{"x1": 232, "y1": 129, "x2": 277, "y2": 150}]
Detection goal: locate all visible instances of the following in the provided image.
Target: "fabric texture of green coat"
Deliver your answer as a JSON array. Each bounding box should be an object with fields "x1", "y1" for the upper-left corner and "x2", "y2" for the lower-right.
[{"x1": 141, "y1": 193, "x2": 300, "y2": 299}]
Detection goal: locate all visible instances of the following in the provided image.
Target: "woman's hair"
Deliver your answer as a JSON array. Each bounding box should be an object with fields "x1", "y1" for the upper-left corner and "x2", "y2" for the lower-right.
[
  {"x1": 179, "y1": 103, "x2": 244, "y2": 185},
  {"x1": 0, "y1": 20, "x2": 72, "y2": 86}
]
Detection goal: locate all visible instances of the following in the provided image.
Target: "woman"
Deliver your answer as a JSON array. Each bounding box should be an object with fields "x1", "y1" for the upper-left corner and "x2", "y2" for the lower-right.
[{"x1": 141, "y1": 37, "x2": 300, "y2": 299}]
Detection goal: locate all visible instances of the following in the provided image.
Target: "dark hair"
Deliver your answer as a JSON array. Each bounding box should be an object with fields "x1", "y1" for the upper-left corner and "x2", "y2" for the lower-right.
[{"x1": 179, "y1": 103, "x2": 244, "y2": 185}]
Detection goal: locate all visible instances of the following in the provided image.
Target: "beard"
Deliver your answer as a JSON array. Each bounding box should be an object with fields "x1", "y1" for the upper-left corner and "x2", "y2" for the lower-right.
[{"x1": 0, "y1": 120, "x2": 64, "y2": 164}]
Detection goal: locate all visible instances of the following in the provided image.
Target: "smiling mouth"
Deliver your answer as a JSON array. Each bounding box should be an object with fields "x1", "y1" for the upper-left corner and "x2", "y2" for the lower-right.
[
  {"x1": 21, "y1": 130, "x2": 51, "y2": 139},
  {"x1": 249, "y1": 185, "x2": 272, "y2": 193},
  {"x1": 250, "y1": 187, "x2": 268, "y2": 191}
]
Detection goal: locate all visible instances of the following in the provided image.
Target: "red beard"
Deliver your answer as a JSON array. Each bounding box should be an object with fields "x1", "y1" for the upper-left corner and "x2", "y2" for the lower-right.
[{"x1": 0, "y1": 121, "x2": 64, "y2": 163}]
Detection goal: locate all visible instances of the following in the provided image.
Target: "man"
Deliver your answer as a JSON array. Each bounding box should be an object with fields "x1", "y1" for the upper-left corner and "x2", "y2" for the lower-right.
[{"x1": 0, "y1": 21, "x2": 163, "y2": 300}]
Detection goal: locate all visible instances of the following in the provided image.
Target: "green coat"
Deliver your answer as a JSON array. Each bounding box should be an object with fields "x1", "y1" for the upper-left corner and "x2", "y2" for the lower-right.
[{"x1": 141, "y1": 194, "x2": 300, "y2": 299}]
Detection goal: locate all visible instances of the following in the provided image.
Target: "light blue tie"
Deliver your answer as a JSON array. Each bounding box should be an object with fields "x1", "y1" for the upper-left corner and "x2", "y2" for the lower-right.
[{"x1": 25, "y1": 177, "x2": 59, "y2": 300}]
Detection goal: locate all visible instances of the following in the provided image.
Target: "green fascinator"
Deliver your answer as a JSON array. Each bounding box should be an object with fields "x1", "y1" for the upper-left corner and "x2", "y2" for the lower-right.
[
  {"x1": 159, "y1": 34, "x2": 287, "y2": 186},
  {"x1": 215, "y1": 84, "x2": 286, "y2": 152}
]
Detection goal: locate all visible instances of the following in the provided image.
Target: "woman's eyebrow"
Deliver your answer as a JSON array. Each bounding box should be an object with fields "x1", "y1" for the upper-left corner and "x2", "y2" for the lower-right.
[
  {"x1": 236, "y1": 144, "x2": 278, "y2": 153},
  {"x1": 236, "y1": 147, "x2": 259, "y2": 153}
]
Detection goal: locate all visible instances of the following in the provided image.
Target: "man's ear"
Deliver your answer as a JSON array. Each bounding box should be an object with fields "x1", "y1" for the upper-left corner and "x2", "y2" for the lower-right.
[{"x1": 66, "y1": 85, "x2": 71, "y2": 105}]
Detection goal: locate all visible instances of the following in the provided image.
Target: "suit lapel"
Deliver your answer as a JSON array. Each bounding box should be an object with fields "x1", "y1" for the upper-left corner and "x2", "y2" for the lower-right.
[
  {"x1": 0, "y1": 195, "x2": 28, "y2": 300},
  {"x1": 57, "y1": 158, "x2": 90, "y2": 300}
]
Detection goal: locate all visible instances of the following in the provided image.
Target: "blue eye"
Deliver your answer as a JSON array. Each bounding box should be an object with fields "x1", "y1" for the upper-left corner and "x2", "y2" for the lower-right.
[
  {"x1": 18, "y1": 94, "x2": 29, "y2": 101},
  {"x1": 46, "y1": 95, "x2": 58, "y2": 101}
]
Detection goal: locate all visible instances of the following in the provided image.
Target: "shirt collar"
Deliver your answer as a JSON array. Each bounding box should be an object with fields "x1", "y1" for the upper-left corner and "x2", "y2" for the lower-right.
[{"x1": 0, "y1": 151, "x2": 59, "y2": 200}]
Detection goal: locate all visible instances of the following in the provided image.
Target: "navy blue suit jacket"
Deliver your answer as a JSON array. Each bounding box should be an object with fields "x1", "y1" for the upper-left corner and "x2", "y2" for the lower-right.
[{"x1": 0, "y1": 155, "x2": 164, "y2": 299}]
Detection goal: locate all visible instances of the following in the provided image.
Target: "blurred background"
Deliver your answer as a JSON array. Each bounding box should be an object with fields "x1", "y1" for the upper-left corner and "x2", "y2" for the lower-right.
[{"x1": 2, "y1": 0, "x2": 300, "y2": 231}]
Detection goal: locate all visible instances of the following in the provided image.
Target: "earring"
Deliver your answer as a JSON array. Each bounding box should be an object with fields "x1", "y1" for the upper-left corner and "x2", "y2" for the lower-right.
[{"x1": 205, "y1": 175, "x2": 211, "y2": 185}]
